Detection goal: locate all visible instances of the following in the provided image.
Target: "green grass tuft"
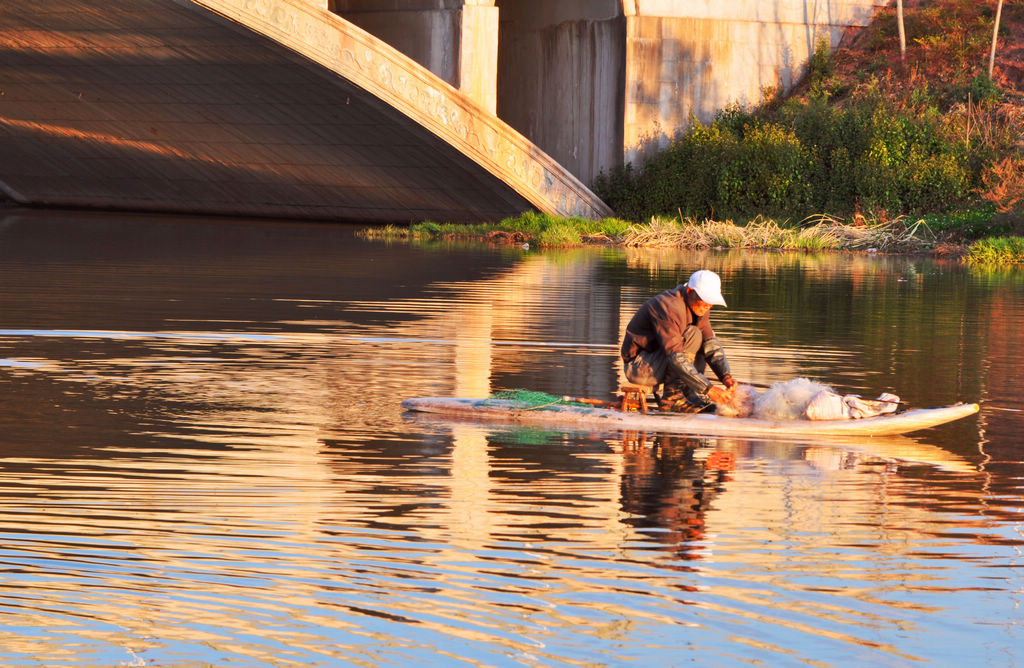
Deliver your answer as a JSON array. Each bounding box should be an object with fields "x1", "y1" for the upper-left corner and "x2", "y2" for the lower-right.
[
  {"x1": 966, "y1": 237, "x2": 1024, "y2": 264},
  {"x1": 359, "y1": 213, "x2": 634, "y2": 246}
]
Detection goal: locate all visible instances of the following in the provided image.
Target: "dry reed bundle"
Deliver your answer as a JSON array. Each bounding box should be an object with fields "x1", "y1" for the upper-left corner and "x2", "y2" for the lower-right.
[
  {"x1": 805, "y1": 215, "x2": 935, "y2": 251},
  {"x1": 622, "y1": 218, "x2": 747, "y2": 248},
  {"x1": 621, "y1": 214, "x2": 935, "y2": 252}
]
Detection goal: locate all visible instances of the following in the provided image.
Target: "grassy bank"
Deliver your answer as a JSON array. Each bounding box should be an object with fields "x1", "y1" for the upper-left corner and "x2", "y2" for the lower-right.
[
  {"x1": 360, "y1": 211, "x2": 951, "y2": 253},
  {"x1": 357, "y1": 212, "x2": 633, "y2": 247},
  {"x1": 362, "y1": 211, "x2": 1024, "y2": 263}
]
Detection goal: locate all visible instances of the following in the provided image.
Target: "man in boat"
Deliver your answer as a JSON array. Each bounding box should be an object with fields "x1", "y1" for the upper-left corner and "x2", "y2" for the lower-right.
[{"x1": 620, "y1": 269, "x2": 737, "y2": 413}]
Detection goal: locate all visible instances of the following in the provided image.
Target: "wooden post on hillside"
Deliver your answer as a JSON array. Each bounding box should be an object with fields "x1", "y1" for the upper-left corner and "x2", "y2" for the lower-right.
[
  {"x1": 989, "y1": 0, "x2": 1005, "y2": 78},
  {"x1": 896, "y1": 0, "x2": 907, "y2": 66}
]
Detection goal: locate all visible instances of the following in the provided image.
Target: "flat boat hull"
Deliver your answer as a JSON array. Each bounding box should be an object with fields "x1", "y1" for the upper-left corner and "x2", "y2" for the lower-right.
[{"x1": 401, "y1": 397, "x2": 980, "y2": 437}]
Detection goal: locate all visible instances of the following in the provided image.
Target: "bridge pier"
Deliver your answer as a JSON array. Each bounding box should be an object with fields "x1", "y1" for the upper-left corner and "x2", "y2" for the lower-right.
[
  {"x1": 495, "y1": 1, "x2": 626, "y2": 196},
  {"x1": 494, "y1": 0, "x2": 888, "y2": 185}
]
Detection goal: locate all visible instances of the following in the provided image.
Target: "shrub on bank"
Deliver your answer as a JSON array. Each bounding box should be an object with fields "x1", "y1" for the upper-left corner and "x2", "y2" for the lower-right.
[
  {"x1": 595, "y1": 94, "x2": 978, "y2": 223},
  {"x1": 920, "y1": 206, "x2": 1012, "y2": 238}
]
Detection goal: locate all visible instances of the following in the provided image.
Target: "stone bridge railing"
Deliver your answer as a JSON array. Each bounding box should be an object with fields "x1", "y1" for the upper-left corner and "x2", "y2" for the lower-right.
[{"x1": 188, "y1": 0, "x2": 613, "y2": 219}]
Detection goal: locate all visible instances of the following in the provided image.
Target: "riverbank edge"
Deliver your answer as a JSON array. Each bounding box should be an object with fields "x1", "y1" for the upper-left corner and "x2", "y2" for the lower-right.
[{"x1": 357, "y1": 213, "x2": 1006, "y2": 261}]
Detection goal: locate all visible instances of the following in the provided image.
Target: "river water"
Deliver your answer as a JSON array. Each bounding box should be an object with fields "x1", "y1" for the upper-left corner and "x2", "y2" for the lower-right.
[{"x1": 0, "y1": 210, "x2": 1021, "y2": 666}]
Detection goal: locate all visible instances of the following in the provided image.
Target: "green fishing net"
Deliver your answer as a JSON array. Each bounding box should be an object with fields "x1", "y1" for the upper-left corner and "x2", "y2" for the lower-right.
[{"x1": 488, "y1": 389, "x2": 591, "y2": 408}]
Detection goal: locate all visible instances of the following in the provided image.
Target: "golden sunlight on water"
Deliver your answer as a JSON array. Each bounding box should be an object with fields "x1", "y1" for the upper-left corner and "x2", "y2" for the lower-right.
[
  {"x1": 0, "y1": 213, "x2": 1021, "y2": 665},
  {"x1": 1, "y1": 428, "x2": 1004, "y2": 664}
]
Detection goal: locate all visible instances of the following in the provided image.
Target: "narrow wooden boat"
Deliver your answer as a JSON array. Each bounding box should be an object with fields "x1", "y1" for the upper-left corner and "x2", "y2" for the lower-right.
[{"x1": 401, "y1": 397, "x2": 980, "y2": 437}]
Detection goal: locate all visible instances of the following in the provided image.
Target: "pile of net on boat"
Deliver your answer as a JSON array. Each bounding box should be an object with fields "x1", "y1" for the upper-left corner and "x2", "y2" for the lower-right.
[
  {"x1": 716, "y1": 377, "x2": 900, "y2": 421},
  {"x1": 489, "y1": 379, "x2": 900, "y2": 421}
]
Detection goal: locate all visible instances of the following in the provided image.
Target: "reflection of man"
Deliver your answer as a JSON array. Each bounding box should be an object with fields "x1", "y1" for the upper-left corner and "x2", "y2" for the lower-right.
[
  {"x1": 619, "y1": 434, "x2": 731, "y2": 555},
  {"x1": 620, "y1": 270, "x2": 737, "y2": 413}
]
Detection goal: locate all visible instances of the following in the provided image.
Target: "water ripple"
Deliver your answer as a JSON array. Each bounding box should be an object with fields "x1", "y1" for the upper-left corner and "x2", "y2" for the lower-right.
[{"x1": 1, "y1": 217, "x2": 1022, "y2": 664}]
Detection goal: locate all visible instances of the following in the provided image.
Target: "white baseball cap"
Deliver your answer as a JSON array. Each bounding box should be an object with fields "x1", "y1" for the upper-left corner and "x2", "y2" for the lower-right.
[{"x1": 686, "y1": 270, "x2": 727, "y2": 307}]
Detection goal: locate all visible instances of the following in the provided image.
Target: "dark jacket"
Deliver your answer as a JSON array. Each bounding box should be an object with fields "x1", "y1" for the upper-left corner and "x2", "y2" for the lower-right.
[{"x1": 620, "y1": 286, "x2": 715, "y2": 361}]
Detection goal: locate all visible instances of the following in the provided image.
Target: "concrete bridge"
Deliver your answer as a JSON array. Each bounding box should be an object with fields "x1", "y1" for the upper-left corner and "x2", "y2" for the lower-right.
[{"x1": 0, "y1": 0, "x2": 886, "y2": 222}]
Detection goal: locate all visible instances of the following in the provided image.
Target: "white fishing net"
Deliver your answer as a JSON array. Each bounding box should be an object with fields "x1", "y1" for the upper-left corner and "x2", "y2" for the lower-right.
[{"x1": 716, "y1": 378, "x2": 899, "y2": 421}]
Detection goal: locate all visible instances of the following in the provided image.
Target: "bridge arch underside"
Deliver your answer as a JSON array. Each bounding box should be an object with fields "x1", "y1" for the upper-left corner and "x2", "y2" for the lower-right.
[{"x1": 0, "y1": 0, "x2": 535, "y2": 222}]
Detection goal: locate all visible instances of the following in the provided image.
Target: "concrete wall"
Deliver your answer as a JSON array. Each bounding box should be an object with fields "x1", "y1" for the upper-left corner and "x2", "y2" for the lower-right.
[
  {"x1": 621, "y1": 0, "x2": 888, "y2": 167},
  {"x1": 495, "y1": 1, "x2": 625, "y2": 192},
  {"x1": 330, "y1": 0, "x2": 498, "y2": 112}
]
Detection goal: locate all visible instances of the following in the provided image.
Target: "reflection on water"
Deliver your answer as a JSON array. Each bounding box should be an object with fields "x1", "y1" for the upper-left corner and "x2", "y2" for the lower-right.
[{"x1": 0, "y1": 211, "x2": 1022, "y2": 665}]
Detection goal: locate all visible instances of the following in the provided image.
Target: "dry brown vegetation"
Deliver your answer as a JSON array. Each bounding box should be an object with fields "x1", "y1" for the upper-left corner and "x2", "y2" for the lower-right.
[
  {"x1": 620, "y1": 216, "x2": 937, "y2": 253},
  {"x1": 980, "y1": 156, "x2": 1024, "y2": 213}
]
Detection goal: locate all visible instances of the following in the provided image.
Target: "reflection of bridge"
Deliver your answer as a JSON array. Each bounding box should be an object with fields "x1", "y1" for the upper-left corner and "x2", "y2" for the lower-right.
[{"x1": 0, "y1": 0, "x2": 885, "y2": 222}]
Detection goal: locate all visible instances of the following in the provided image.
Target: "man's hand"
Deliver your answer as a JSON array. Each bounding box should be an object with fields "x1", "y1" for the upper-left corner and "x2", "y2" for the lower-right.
[
  {"x1": 721, "y1": 374, "x2": 738, "y2": 389},
  {"x1": 708, "y1": 384, "x2": 734, "y2": 404}
]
